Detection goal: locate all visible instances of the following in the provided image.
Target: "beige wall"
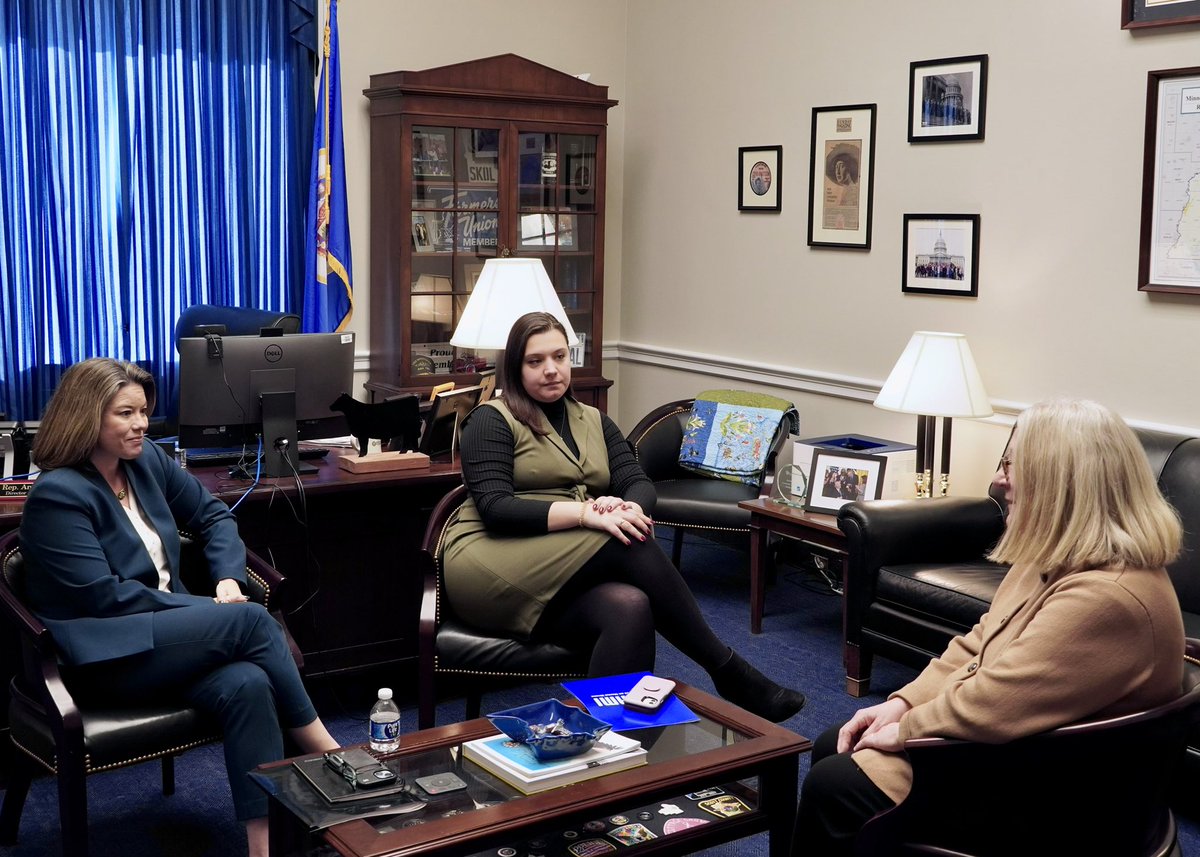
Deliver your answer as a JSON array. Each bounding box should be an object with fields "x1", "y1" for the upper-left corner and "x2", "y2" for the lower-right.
[{"x1": 339, "y1": 1, "x2": 1200, "y2": 496}]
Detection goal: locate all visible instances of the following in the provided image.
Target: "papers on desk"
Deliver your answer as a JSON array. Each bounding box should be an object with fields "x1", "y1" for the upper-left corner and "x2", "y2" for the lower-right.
[{"x1": 562, "y1": 672, "x2": 699, "y2": 731}]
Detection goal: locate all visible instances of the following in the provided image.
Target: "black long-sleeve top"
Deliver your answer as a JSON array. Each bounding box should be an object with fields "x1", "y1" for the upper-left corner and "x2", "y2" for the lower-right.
[{"x1": 459, "y1": 398, "x2": 657, "y2": 535}]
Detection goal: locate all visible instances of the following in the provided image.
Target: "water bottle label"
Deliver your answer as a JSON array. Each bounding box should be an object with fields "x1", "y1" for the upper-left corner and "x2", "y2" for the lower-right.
[{"x1": 370, "y1": 719, "x2": 400, "y2": 742}]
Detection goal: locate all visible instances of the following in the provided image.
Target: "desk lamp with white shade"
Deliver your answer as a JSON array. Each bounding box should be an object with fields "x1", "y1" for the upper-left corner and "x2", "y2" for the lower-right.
[{"x1": 874, "y1": 331, "x2": 992, "y2": 498}]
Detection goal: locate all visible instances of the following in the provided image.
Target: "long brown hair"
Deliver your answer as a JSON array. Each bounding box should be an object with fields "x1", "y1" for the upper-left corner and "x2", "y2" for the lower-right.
[
  {"x1": 498, "y1": 311, "x2": 573, "y2": 436},
  {"x1": 32, "y1": 358, "x2": 157, "y2": 470}
]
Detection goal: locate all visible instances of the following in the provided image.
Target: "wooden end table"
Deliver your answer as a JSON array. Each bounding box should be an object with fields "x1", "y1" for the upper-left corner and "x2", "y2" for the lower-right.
[{"x1": 252, "y1": 682, "x2": 810, "y2": 857}]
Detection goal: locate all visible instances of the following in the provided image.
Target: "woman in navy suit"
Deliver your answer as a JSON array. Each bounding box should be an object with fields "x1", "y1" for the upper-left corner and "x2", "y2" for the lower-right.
[{"x1": 20, "y1": 358, "x2": 340, "y2": 857}]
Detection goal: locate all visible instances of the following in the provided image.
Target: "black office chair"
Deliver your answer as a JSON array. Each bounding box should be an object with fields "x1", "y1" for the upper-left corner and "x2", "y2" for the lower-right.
[
  {"x1": 0, "y1": 529, "x2": 299, "y2": 857},
  {"x1": 172, "y1": 303, "x2": 301, "y2": 342},
  {"x1": 627, "y1": 395, "x2": 798, "y2": 568},
  {"x1": 417, "y1": 484, "x2": 591, "y2": 729},
  {"x1": 854, "y1": 643, "x2": 1200, "y2": 856}
]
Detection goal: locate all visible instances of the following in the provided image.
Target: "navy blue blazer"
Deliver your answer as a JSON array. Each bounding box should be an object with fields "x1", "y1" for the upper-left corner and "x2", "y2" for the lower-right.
[{"x1": 19, "y1": 441, "x2": 246, "y2": 665}]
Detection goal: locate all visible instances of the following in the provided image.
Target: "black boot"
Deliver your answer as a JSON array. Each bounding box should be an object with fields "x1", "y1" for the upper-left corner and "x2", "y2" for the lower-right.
[{"x1": 711, "y1": 650, "x2": 806, "y2": 723}]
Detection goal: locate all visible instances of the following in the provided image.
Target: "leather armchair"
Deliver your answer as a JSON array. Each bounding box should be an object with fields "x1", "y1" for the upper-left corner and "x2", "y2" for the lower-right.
[
  {"x1": 856, "y1": 643, "x2": 1200, "y2": 856},
  {"x1": 0, "y1": 529, "x2": 297, "y2": 857},
  {"x1": 417, "y1": 484, "x2": 591, "y2": 729},
  {"x1": 627, "y1": 396, "x2": 798, "y2": 568}
]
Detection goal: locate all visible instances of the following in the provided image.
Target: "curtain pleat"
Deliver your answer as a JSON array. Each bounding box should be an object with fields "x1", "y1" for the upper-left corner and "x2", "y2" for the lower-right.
[{"x1": 0, "y1": 0, "x2": 316, "y2": 421}]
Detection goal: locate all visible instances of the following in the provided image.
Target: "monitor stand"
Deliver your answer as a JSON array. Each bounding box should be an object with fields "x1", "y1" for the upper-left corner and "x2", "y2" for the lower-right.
[{"x1": 260, "y1": 391, "x2": 317, "y2": 477}]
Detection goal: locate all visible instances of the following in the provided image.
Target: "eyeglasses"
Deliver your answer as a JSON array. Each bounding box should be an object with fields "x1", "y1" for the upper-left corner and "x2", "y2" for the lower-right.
[{"x1": 1000, "y1": 456, "x2": 1013, "y2": 476}]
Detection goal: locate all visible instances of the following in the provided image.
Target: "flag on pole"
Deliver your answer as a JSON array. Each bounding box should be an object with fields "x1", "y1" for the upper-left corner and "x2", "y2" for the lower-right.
[{"x1": 302, "y1": 0, "x2": 353, "y2": 333}]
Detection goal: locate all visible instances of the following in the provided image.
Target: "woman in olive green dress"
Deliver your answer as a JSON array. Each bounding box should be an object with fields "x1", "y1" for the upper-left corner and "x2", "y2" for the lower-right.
[{"x1": 442, "y1": 312, "x2": 804, "y2": 723}]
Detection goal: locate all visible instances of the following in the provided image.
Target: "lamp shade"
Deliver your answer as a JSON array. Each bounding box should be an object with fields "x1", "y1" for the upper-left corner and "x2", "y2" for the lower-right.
[
  {"x1": 874, "y1": 331, "x2": 993, "y2": 418},
  {"x1": 449, "y1": 258, "x2": 579, "y2": 349}
]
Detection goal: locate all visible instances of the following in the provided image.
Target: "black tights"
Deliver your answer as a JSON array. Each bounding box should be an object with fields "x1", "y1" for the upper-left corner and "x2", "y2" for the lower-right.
[{"x1": 534, "y1": 537, "x2": 731, "y2": 677}]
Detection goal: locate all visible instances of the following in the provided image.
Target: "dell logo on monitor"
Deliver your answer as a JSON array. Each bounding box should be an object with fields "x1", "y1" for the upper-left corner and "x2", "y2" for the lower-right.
[{"x1": 264, "y1": 344, "x2": 284, "y2": 363}]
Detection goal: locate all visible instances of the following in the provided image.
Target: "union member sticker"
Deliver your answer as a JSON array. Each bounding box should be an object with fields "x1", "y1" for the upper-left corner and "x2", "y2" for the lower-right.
[{"x1": 568, "y1": 839, "x2": 616, "y2": 857}]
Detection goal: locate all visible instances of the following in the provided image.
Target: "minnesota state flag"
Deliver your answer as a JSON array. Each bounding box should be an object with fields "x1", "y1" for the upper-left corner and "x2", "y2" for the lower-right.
[{"x1": 303, "y1": 0, "x2": 353, "y2": 333}]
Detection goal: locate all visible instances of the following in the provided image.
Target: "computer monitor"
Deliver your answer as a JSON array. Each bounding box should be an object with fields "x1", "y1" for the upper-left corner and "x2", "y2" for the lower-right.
[{"x1": 177, "y1": 332, "x2": 354, "y2": 477}]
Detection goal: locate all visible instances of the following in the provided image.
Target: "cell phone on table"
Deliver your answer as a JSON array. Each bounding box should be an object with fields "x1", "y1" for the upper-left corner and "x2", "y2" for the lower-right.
[{"x1": 623, "y1": 675, "x2": 677, "y2": 713}]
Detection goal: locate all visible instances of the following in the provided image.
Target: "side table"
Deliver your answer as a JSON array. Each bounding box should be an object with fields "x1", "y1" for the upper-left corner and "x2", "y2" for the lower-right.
[{"x1": 737, "y1": 499, "x2": 859, "y2": 691}]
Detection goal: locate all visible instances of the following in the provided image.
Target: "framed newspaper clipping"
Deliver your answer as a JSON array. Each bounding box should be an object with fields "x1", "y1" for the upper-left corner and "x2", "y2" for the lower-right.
[
  {"x1": 1138, "y1": 67, "x2": 1200, "y2": 294},
  {"x1": 807, "y1": 104, "x2": 876, "y2": 250}
]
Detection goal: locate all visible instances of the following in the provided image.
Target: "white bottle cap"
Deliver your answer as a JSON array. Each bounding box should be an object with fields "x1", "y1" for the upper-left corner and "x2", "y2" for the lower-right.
[{"x1": 378, "y1": 688, "x2": 393, "y2": 700}]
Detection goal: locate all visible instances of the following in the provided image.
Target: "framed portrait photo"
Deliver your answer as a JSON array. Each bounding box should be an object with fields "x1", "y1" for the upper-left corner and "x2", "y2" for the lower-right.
[
  {"x1": 1122, "y1": 0, "x2": 1200, "y2": 29},
  {"x1": 1138, "y1": 67, "x2": 1200, "y2": 294},
  {"x1": 804, "y1": 450, "x2": 887, "y2": 514},
  {"x1": 902, "y1": 214, "x2": 981, "y2": 297},
  {"x1": 908, "y1": 55, "x2": 988, "y2": 143},
  {"x1": 738, "y1": 145, "x2": 782, "y2": 212},
  {"x1": 807, "y1": 104, "x2": 876, "y2": 249}
]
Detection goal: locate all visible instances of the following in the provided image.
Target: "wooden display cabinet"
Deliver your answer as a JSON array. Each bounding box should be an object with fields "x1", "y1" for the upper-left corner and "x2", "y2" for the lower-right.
[{"x1": 364, "y1": 54, "x2": 617, "y2": 409}]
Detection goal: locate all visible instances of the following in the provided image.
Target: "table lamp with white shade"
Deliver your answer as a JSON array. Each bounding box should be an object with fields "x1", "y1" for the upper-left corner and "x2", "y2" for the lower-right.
[
  {"x1": 874, "y1": 331, "x2": 992, "y2": 497},
  {"x1": 449, "y1": 258, "x2": 579, "y2": 357}
]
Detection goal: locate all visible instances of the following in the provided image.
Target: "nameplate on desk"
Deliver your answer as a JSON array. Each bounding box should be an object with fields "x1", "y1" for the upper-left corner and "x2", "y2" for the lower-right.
[
  {"x1": 337, "y1": 451, "x2": 430, "y2": 474},
  {"x1": 0, "y1": 481, "x2": 36, "y2": 499}
]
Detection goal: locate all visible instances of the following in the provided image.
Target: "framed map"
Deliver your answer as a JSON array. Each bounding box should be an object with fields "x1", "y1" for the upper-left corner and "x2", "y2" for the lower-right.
[{"x1": 1139, "y1": 67, "x2": 1200, "y2": 294}]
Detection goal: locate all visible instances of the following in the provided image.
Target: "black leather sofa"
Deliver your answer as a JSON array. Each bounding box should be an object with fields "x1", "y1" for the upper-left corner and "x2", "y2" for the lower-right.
[{"x1": 837, "y1": 427, "x2": 1200, "y2": 784}]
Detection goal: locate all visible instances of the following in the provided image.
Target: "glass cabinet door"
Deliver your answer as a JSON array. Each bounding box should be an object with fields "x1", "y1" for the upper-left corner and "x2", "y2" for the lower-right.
[
  {"x1": 409, "y1": 124, "x2": 501, "y2": 377},
  {"x1": 517, "y1": 131, "x2": 598, "y2": 370}
]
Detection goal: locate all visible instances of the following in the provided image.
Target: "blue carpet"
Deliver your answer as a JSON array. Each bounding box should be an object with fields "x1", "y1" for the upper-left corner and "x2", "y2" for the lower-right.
[{"x1": 1, "y1": 529, "x2": 1196, "y2": 855}]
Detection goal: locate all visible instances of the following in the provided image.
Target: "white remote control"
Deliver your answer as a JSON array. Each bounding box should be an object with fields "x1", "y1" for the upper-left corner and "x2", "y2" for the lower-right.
[{"x1": 623, "y1": 675, "x2": 677, "y2": 713}]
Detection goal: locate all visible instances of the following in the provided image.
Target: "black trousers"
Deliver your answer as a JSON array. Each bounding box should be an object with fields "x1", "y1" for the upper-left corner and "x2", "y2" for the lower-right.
[{"x1": 793, "y1": 724, "x2": 895, "y2": 856}]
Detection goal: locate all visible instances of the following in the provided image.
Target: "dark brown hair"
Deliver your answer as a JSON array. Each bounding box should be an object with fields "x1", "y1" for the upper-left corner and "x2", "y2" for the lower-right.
[
  {"x1": 498, "y1": 311, "x2": 572, "y2": 435},
  {"x1": 33, "y1": 358, "x2": 157, "y2": 470}
]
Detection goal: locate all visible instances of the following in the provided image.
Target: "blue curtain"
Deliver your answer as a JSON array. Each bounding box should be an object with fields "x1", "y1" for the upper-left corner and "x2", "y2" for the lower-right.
[{"x1": 0, "y1": 0, "x2": 317, "y2": 421}]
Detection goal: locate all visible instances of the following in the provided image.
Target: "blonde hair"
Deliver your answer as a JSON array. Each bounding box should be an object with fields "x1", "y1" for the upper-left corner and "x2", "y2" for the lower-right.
[
  {"x1": 32, "y1": 358, "x2": 157, "y2": 470},
  {"x1": 989, "y1": 398, "x2": 1180, "y2": 575}
]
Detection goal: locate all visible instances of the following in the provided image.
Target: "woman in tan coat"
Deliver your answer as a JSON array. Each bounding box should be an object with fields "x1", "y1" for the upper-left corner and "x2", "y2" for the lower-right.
[
  {"x1": 794, "y1": 398, "x2": 1186, "y2": 854},
  {"x1": 442, "y1": 312, "x2": 805, "y2": 722}
]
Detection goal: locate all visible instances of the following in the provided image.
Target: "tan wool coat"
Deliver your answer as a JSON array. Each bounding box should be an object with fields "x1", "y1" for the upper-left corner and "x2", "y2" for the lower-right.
[{"x1": 854, "y1": 560, "x2": 1185, "y2": 803}]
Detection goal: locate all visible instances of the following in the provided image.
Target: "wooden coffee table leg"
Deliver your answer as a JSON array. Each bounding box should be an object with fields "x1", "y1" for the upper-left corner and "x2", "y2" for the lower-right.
[{"x1": 749, "y1": 515, "x2": 767, "y2": 634}]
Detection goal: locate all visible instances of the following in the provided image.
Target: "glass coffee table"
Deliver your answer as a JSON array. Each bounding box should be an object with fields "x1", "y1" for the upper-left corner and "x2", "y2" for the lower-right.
[{"x1": 251, "y1": 681, "x2": 810, "y2": 857}]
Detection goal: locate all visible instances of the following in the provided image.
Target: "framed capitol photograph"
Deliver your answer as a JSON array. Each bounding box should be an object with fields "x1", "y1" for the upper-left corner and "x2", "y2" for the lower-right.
[
  {"x1": 908, "y1": 55, "x2": 988, "y2": 143},
  {"x1": 738, "y1": 146, "x2": 782, "y2": 212},
  {"x1": 804, "y1": 450, "x2": 887, "y2": 514},
  {"x1": 1122, "y1": 0, "x2": 1200, "y2": 29},
  {"x1": 807, "y1": 104, "x2": 876, "y2": 249},
  {"x1": 902, "y1": 214, "x2": 981, "y2": 297},
  {"x1": 1138, "y1": 67, "x2": 1200, "y2": 294}
]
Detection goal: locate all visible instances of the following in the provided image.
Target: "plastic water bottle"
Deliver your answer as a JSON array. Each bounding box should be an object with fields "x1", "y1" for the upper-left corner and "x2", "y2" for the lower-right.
[{"x1": 369, "y1": 687, "x2": 401, "y2": 753}]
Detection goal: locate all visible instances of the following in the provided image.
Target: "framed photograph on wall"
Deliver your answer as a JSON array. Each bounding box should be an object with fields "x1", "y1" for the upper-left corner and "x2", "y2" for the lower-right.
[
  {"x1": 807, "y1": 104, "x2": 876, "y2": 249},
  {"x1": 1138, "y1": 66, "x2": 1200, "y2": 294},
  {"x1": 902, "y1": 214, "x2": 981, "y2": 297},
  {"x1": 1122, "y1": 0, "x2": 1200, "y2": 29},
  {"x1": 738, "y1": 146, "x2": 782, "y2": 212},
  {"x1": 908, "y1": 55, "x2": 988, "y2": 143},
  {"x1": 804, "y1": 450, "x2": 887, "y2": 514}
]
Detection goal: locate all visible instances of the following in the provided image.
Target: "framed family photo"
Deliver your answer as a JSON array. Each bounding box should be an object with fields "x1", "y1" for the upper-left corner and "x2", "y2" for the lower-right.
[
  {"x1": 805, "y1": 450, "x2": 887, "y2": 514},
  {"x1": 1122, "y1": 0, "x2": 1200, "y2": 29},
  {"x1": 807, "y1": 104, "x2": 876, "y2": 249},
  {"x1": 901, "y1": 214, "x2": 981, "y2": 297},
  {"x1": 908, "y1": 55, "x2": 988, "y2": 143},
  {"x1": 738, "y1": 145, "x2": 782, "y2": 212},
  {"x1": 1138, "y1": 66, "x2": 1200, "y2": 294}
]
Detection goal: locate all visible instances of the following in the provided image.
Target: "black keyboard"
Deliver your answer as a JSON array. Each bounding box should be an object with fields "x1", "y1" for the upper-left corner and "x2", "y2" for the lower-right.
[{"x1": 184, "y1": 446, "x2": 331, "y2": 468}]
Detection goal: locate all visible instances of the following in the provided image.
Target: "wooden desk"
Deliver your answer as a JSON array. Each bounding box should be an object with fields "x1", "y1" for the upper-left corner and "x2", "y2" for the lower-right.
[
  {"x1": 190, "y1": 451, "x2": 462, "y2": 676},
  {"x1": 738, "y1": 497, "x2": 848, "y2": 634}
]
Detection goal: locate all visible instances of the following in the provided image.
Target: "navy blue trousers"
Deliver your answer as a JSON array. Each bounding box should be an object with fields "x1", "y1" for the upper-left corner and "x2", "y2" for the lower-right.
[{"x1": 72, "y1": 600, "x2": 318, "y2": 820}]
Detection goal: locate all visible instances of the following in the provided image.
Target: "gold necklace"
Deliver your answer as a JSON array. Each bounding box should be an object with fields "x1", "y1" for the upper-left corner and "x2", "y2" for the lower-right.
[{"x1": 116, "y1": 488, "x2": 127, "y2": 501}]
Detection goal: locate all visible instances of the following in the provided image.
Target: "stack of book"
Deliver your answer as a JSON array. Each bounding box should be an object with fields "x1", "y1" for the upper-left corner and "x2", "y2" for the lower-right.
[{"x1": 462, "y1": 731, "x2": 646, "y2": 794}]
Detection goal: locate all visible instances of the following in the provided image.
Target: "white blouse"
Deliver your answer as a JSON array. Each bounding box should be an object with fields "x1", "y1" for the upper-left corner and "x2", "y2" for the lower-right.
[{"x1": 122, "y1": 483, "x2": 172, "y2": 591}]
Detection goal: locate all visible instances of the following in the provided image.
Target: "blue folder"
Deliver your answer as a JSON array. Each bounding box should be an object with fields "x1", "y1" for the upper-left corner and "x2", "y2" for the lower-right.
[{"x1": 561, "y1": 672, "x2": 699, "y2": 731}]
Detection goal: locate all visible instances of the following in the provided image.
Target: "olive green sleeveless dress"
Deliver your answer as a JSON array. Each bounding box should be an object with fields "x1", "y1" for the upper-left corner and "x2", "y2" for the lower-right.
[{"x1": 442, "y1": 398, "x2": 614, "y2": 639}]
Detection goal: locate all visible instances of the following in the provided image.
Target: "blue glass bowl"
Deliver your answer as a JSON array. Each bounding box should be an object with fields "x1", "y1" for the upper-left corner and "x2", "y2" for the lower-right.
[{"x1": 486, "y1": 699, "x2": 612, "y2": 762}]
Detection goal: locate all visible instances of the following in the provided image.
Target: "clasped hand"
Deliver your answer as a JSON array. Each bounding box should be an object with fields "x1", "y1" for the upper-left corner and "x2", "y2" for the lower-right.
[
  {"x1": 582, "y1": 496, "x2": 652, "y2": 546},
  {"x1": 214, "y1": 578, "x2": 249, "y2": 604},
  {"x1": 836, "y1": 696, "x2": 911, "y2": 754}
]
